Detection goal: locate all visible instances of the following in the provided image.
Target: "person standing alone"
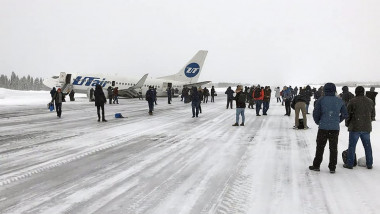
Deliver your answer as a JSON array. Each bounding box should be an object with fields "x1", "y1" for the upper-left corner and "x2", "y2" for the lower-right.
[
  {"x1": 232, "y1": 85, "x2": 246, "y2": 126},
  {"x1": 51, "y1": 88, "x2": 64, "y2": 118},
  {"x1": 94, "y1": 84, "x2": 107, "y2": 122}
]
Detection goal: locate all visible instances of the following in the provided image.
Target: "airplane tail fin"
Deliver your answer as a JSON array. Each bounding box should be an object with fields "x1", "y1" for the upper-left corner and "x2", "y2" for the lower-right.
[
  {"x1": 157, "y1": 50, "x2": 208, "y2": 83},
  {"x1": 131, "y1": 73, "x2": 148, "y2": 89}
]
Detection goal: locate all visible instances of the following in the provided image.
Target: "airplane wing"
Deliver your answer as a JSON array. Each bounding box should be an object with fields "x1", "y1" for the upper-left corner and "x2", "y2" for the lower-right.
[
  {"x1": 118, "y1": 73, "x2": 148, "y2": 98},
  {"x1": 183, "y1": 81, "x2": 211, "y2": 88}
]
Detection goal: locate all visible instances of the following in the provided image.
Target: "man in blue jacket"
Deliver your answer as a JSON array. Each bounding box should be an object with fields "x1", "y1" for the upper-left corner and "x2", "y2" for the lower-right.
[{"x1": 309, "y1": 83, "x2": 348, "y2": 173}]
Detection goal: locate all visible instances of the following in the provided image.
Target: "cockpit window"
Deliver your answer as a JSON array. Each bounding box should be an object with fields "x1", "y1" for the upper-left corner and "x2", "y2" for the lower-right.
[{"x1": 52, "y1": 76, "x2": 59, "y2": 79}]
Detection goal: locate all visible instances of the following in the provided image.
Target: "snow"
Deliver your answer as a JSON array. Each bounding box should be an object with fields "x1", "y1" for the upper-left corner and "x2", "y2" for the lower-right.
[{"x1": 0, "y1": 87, "x2": 379, "y2": 214}]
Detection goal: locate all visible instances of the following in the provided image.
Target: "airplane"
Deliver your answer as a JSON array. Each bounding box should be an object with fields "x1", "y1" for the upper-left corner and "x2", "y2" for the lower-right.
[{"x1": 43, "y1": 50, "x2": 209, "y2": 98}]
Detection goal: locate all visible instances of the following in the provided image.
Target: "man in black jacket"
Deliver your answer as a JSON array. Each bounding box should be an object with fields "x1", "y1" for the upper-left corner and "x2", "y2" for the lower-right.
[
  {"x1": 94, "y1": 84, "x2": 107, "y2": 122},
  {"x1": 232, "y1": 85, "x2": 246, "y2": 126},
  {"x1": 344, "y1": 86, "x2": 376, "y2": 169}
]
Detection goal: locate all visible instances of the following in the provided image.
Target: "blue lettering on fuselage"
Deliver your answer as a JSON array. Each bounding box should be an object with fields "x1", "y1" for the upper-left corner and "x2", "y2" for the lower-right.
[{"x1": 73, "y1": 76, "x2": 107, "y2": 87}]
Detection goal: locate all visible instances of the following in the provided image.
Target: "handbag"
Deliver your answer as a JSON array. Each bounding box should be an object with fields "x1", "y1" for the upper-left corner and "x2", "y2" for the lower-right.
[{"x1": 48, "y1": 102, "x2": 54, "y2": 111}]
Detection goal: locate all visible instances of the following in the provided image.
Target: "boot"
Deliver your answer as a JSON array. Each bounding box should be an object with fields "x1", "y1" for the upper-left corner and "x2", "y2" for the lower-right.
[
  {"x1": 309, "y1": 166, "x2": 320, "y2": 171},
  {"x1": 232, "y1": 123, "x2": 239, "y2": 126},
  {"x1": 240, "y1": 123, "x2": 244, "y2": 126}
]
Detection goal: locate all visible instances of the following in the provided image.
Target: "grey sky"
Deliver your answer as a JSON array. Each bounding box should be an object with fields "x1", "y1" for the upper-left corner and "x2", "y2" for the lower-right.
[{"x1": 1, "y1": 0, "x2": 379, "y2": 86}]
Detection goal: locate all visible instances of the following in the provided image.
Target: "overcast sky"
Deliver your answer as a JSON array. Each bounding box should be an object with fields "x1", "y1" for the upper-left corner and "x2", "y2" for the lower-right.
[{"x1": 1, "y1": 0, "x2": 379, "y2": 86}]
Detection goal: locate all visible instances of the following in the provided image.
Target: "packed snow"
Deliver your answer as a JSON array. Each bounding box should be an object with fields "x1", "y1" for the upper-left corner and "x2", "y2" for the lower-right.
[{"x1": 0, "y1": 87, "x2": 379, "y2": 214}]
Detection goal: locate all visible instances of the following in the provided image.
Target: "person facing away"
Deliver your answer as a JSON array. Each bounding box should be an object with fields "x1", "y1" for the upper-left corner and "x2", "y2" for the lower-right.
[
  {"x1": 191, "y1": 86, "x2": 201, "y2": 118},
  {"x1": 198, "y1": 87, "x2": 203, "y2": 113},
  {"x1": 225, "y1": 86, "x2": 234, "y2": 109},
  {"x1": 50, "y1": 87, "x2": 56, "y2": 98},
  {"x1": 344, "y1": 86, "x2": 376, "y2": 170},
  {"x1": 366, "y1": 87, "x2": 378, "y2": 106},
  {"x1": 113, "y1": 87, "x2": 119, "y2": 104},
  {"x1": 282, "y1": 86, "x2": 292, "y2": 116},
  {"x1": 339, "y1": 86, "x2": 354, "y2": 107},
  {"x1": 232, "y1": 85, "x2": 246, "y2": 126},
  {"x1": 69, "y1": 89, "x2": 75, "y2": 101},
  {"x1": 292, "y1": 89, "x2": 308, "y2": 129},
  {"x1": 203, "y1": 87, "x2": 209, "y2": 103},
  {"x1": 51, "y1": 88, "x2": 64, "y2": 118},
  {"x1": 262, "y1": 86, "x2": 271, "y2": 115},
  {"x1": 211, "y1": 86, "x2": 215, "y2": 102},
  {"x1": 253, "y1": 85, "x2": 264, "y2": 116},
  {"x1": 274, "y1": 87, "x2": 281, "y2": 103},
  {"x1": 146, "y1": 86, "x2": 156, "y2": 115},
  {"x1": 94, "y1": 84, "x2": 107, "y2": 122},
  {"x1": 166, "y1": 86, "x2": 172, "y2": 104},
  {"x1": 107, "y1": 86, "x2": 113, "y2": 104},
  {"x1": 309, "y1": 82, "x2": 348, "y2": 173}
]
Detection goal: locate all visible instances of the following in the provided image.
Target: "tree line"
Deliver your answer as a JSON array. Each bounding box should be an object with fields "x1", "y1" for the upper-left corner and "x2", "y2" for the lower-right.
[{"x1": 0, "y1": 71, "x2": 49, "y2": 90}]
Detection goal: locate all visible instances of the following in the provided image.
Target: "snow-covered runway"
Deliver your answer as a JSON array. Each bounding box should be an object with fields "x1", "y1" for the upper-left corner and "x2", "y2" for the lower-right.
[{"x1": 1, "y1": 89, "x2": 379, "y2": 214}]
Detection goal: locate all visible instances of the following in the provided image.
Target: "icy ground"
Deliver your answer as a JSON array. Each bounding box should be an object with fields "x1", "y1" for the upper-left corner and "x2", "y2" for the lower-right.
[{"x1": 0, "y1": 88, "x2": 379, "y2": 214}]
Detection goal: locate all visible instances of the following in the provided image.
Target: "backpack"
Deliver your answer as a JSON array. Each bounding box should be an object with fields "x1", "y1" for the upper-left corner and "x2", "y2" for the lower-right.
[
  {"x1": 238, "y1": 93, "x2": 246, "y2": 103},
  {"x1": 342, "y1": 149, "x2": 357, "y2": 166},
  {"x1": 254, "y1": 89, "x2": 261, "y2": 98}
]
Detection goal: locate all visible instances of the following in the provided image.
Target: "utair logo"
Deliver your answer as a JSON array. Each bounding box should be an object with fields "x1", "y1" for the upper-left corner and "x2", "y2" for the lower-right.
[
  {"x1": 184, "y1": 63, "x2": 200, "y2": 78},
  {"x1": 73, "y1": 76, "x2": 107, "y2": 87}
]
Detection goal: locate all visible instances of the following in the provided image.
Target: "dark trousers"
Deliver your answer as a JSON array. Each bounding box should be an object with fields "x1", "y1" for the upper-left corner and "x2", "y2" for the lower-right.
[
  {"x1": 312, "y1": 129, "x2": 339, "y2": 170},
  {"x1": 277, "y1": 97, "x2": 281, "y2": 103},
  {"x1": 148, "y1": 100, "x2": 154, "y2": 112},
  {"x1": 285, "y1": 100, "x2": 291, "y2": 115},
  {"x1": 204, "y1": 96, "x2": 208, "y2": 103},
  {"x1": 263, "y1": 101, "x2": 269, "y2": 114},
  {"x1": 96, "y1": 104, "x2": 105, "y2": 120},
  {"x1": 211, "y1": 95, "x2": 214, "y2": 102},
  {"x1": 255, "y1": 100, "x2": 262, "y2": 115},
  {"x1": 55, "y1": 103, "x2": 62, "y2": 117},
  {"x1": 192, "y1": 101, "x2": 200, "y2": 116},
  {"x1": 226, "y1": 98, "x2": 233, "y2": 109},
  {"x1": 168, "y1": 95, "x2": 171, "y2": 104},
  {"x1": 108, "y1": 97, "x2": 112, "y2": 104}
]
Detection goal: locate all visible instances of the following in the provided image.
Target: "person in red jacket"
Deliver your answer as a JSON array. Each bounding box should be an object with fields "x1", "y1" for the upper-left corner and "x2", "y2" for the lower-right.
[{"x1": 253, "y1": 85, "x2": 264, "y2": 116}]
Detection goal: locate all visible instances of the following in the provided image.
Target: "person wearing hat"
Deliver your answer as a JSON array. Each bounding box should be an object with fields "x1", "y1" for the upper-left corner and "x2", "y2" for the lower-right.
[
  {"x1": 309, "y1": 83, "x2": 348, "y2": 173},
  {"x1": 51, "y1": 88, "x2": 65, "y2": 118},
  {"x1": 344, "y1": 86, "x2": 376, "y2": 169}
]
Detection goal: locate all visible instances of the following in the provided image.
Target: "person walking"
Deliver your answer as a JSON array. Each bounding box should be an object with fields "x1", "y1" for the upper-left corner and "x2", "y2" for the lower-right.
[
  {"x1": 50, "y1": 87, "x2": 56, "y2": 98},
  {"x1": 107, "y1": 86, "x2": 113, "y2": 104},
  {"x1": 225, "y1": 86, "x2": 234, "y2": 109},
  {"x1": 94, "y1": 84, "x2": 107, "y2": 122},
  {"x1": 51, "y1": 88, "x2": 64, "y2": 118},
  {"x1": 274, "y1": 87, "x2": 281, "y2": 103},
  {"x1": 282, "y1": 86, "x2": 292, "y2": 116},
  {"x1": 146, "y1": 86, "x2": 156, "y2": 115},
  {"x1": 211, "y1": 86, "x2": 215, "y2": 102},
  {"x1": 232, "y1": 85, "x2": 246, "y2": 126},
  {"x1": 262, "y1": 86, "x2": 271, "y2": 115},
  {"x1": 203, "y1": 87, "x2": 209, "y2": 103},
  {"x1": 191, "y1": 87, "x2": 201, "y2": 118},
  {"x1": 253, "y1": 85, "x2": 264, "y2": 116},
  {"x1": 309, "y1": 83, "x2": 348, "y2": 173},
  {"x1": 113, "y1": 87, "x2": 119, "y2": 104},
  {"x1": 292, "y1": 90, "x2": 308, "y2": 129},
  {"x1": 344, "y1": 86, "x2": 376, "y2": 169}
]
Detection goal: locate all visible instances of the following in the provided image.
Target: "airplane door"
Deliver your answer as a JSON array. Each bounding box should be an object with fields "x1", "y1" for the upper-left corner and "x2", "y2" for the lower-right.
[
  {"x1": 112, "y1": 81, "x2": 115, "y2": 87},
  {"x1": 168, "y1": 83, "x2": 172, "y2": 88},
  {"x1": 65, "y1": 74, "x2": 72, "y2": 84}
]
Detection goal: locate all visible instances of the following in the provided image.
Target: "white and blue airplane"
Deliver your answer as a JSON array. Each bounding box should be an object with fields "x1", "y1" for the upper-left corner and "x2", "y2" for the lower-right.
[{"x1": 43, "y1": 50, "x2": 209, "y2": 98}]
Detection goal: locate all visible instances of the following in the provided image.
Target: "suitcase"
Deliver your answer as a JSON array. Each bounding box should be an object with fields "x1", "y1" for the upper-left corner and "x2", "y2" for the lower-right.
[{"x1": 298, "y1": 119, "x2": 304, "y2": 129}]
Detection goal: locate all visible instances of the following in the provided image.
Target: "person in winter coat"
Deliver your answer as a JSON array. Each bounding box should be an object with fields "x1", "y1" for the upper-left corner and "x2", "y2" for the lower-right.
[
  {"x1": 274, "y1": 87, "x2": 281, "y2": 103},
  {"x1": 339, "y1": 86, "x2": 354, "y2": 107},
  {"x1": 69, "y1": 89, "x2": 75, "y2": 101},
  {"x1": 107, "y1": 86, "x2": 113, "y2": 104},
  {"x1": 282, "y1": 86, "x2": 292, "y2": 116},
  {"x1": 263, "y1": 86, "x2": 271, "y2": 115},
  {"x1": 51, "y1": 88, "x2": 64, "y2": 118},
  {"x1": 344, "y1": 86, "x2": 376, "y2": 169},
  {"x1": 94, "y1": 84, "x2": 107, "y2": 122},
  {"x1": 203, "y1": 87, "x2": 209, "y2": 103},
  {"x1": 198, "y1": 87, "x2": 203, "y2": 113},
  {"x1": 304, "y1": 85, "x2": 313, "y2": 114},
  {"x1": 366, "y1": 87, "x2": 378, "y2": 106},
  {"x1": 232, "y1": 85, "x2": 246, "y2": 126},
  {"x1": 294, "y1": 86, "x2": 298, "y2": 96},
  {"x1": 309, "y1": 83, "x2": 348, "y2": 173},
  {"x1": 292, "y1": 90, "x2": 308, "y2": 129},
  {"x1": 113, "y1": 87, "x2": 119, "y2": 104},
  {"x1": 146, "y1": 86, "x2": 156, "y2": 115},
  {"x1": 50, "y1": 87, "x2": 56, "y2": 98},
  {"x1": 225, "y1": 86, "x2": 234, "y2": 109},
  {"x1": 191, "y1": 87, "x2": 201, "y2": 117},
  {"x1": 211, "y1": 86, "x2": 216, "y2": 102},
  {"x1": 253, "y1": 85, "x2": 264, "y2": 116},
  {"x1": 154, "y1": 87, "x2": 158, "y2": 105},
  {"x1": 89, "y1": 87, "x2": 95, "y2": 102},
  {"x1": 166, "y1": 86, "x2": 172, "y2": 104}
]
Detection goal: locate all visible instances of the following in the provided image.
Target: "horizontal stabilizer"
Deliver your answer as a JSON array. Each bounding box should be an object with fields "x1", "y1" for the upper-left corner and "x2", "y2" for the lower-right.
[{"x1": 183, "y1": 81, "x2": 211, "y2": 88}]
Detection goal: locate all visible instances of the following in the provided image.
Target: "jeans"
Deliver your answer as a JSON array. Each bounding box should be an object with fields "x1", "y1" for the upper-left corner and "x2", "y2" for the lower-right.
[
  {"x1": 312, "y1": 129, "x2": 339, "y2": 170},
  {"x1": 263, "y1": 101, "x2": 269, "y2": 114},
  {"x1": 285, "y1": 100, "x2": 291, "y2": 115},
  {"x1": 192, "y1": 101, "x2": 200, "y2": 116},
  {"x1": 255, "y1": 100, "x2": 262, "y2": 115},
  {"x1": 148, "y1": 100, "x2": 154, "y2": 112},
  {"x1": 347, "y1": 132, "x2": 373, "y2": 167},
  {"x1": 236, "y1": 108, "x2": 245, "y2": 123}
]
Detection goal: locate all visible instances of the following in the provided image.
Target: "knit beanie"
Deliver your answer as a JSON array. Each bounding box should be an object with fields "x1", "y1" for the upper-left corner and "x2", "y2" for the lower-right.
[{"x1": 355, "y1": 86, "x2": 365, "y2": 96}]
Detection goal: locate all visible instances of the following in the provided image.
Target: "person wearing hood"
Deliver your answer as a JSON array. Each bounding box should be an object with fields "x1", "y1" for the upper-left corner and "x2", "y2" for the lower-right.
[
  {"x1": 232, "y1": 85, "x2": 246, "y2": 126},
  {"x1": 225, "y1": 86, "x2": 234, "y2": 109},
  {"x1": 191, "y1": 87, "x2": 201, "y2": 117},
  {"x1": 339, "y1": 86, "x2": 354, "y2": 106},
  {"x1": 309, "y1": 83, "x2": 348, "y2": 173},
  {"x1": 50, "y1": 87, "x2": 56, "y2": 98},
  {"x1": 366, "y1": 87, "x2": 378, "y2": 106},
  {"x1": 282, "y1": 86, "x2": 292, "y2": 116},
  {"x1": 146, "y1": 86, "x2": 156, "y2": 115},
  {"x1": 344, "y1": 86, "x2": 376, "y2": 169},
  {"x1": 94, "y1": 84, "x2": 107, "y2": 122}
]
